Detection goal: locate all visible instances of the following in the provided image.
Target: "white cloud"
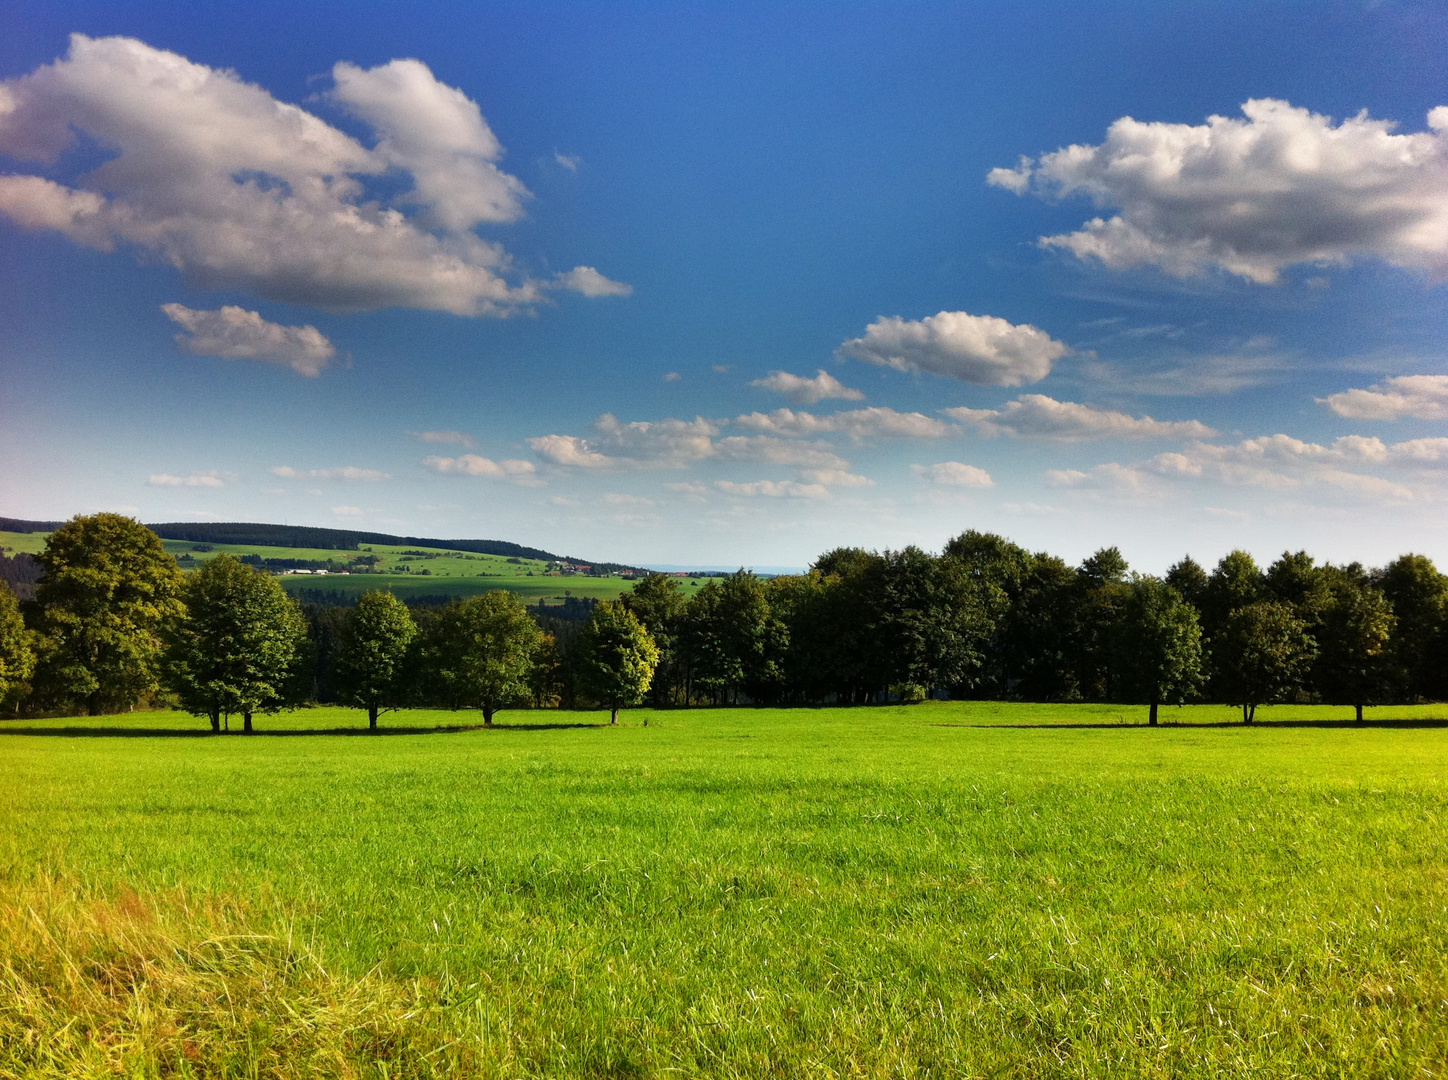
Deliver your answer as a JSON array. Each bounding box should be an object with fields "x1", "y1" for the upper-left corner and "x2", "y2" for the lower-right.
[
  {"x1": 161, "y1": 304, "x2": 335, "y2": 376},
  {"x1": 715, "y1": 436, "x2": 849, "y2": 470},
  {"x1": 555, "y1": 151, "x2": 581, "y2": 172},
  {"x1": 413, "y1": 429, "x2": 475, "y2": 448},
  {"x1": 604, "y1": 492, "x2": 654, "y2": 507},
  {"x1": 911, "y1": 462, "x2": 995, "y2": 488},
  {"x1": 550, "y1": 266, "x2": 633, "y2": 297},
  {"x1": 992, "y1": 99, "x2": 1448, "y2": 283},
  {"x1": 270, "y1": 465, "x2": 389, "y2": 481},
  {"x1": 1058, "y1": 432, "x2": 1448, "y2": 502},
  {"x1": 749, "y1": 369, "x2": 865, "y2": 404},
  {"x1": 837, "y1": 311, "x2": 1068, "y2": 385},
  {"x1": 715, "y1": 479, "x2": 830, "y2": 499},
  {"x1": 529, "y1": 414, "x2": 720, "y2": 470},
  {"x1": 423, "y1": 454, "x2": 540, "y2": 484},
  {"x1": 0, "y1": 35, "x2": 628, "y2": 314},
  {"x1": 146, "y1": 470, "x2": 228, "y2": 488},
  {"x1": 663, "y1": 371, "x2": 682, "y2": 382},
  {"x1": 942, "y1": 395, "x2": 1217, "y2": 441},
  {"x1": 800, "y1": 469, "x2": 874, "y2": 488},
  {"x1": 332, "y1": 505, "x2": 363, "y2": 516},
  {"x1": 1318, "y1": 375, "x2": 1448, "y2": 420},
  {"x1": 732, "y1": 406, "x2": 954, "y2": 441}
]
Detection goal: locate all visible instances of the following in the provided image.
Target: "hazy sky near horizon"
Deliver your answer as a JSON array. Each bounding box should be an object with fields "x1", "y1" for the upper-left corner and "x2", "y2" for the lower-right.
[{"x1": 2, "y1": 1, "x2": 1447, "y2": 571}]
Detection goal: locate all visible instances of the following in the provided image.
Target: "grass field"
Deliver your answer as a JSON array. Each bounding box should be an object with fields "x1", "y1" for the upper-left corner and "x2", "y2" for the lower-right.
[
  {"x1": 3, "y1": 702, "x2": 1447, "y2": 1078},
  {"x1": 0, "y1": 529, "x2": 704, "y2": 603}
]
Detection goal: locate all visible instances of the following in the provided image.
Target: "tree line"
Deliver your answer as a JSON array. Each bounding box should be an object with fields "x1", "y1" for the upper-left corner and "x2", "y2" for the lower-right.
[{"x1": 1, "y1": 514, "x2": 1444, "y2": 727}]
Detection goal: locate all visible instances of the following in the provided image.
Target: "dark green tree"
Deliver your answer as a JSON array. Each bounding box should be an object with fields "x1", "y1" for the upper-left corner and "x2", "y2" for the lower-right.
[
  {"x1": 1165, "y1": 556, "x2": 1209, "y2": 614},
  {"x1": 31, "y1": 514, "x2": 185, "y2": 715},
  {"x1": 423, "y1": 591, "x2": 541, "y2": 725},
  {"x1": 0, "y1": 583, "x2": 36, "y2": 713},
  {"x1": 1215, "y1": 600, "x2": 1315, "y2": 723},
  {"x1": 580, "y1": 600, "x2": 661, "y2": 724},
  {"x1": 1074, "y1": 548, "x2": 1132, "y2": 701},
  {"x1": 1314, "y1": 571, "x2": 1395, "y2": 722},
  {"x1": 1001, "y1": 554, "x2": 1081, "y2": 701},
  {"x1": 1114, "y1": 576, "x2": 1205, "y2": 725},
  {"x1": 1377, "y1": 555, "x2": 1448, "y2": 702},
  {"x1": 622, "y1": 574, "x2": 688, "y2": 706},
  {"x1": 164, "y1": 554, "x2": 309, "y2": 732},
  {"x1": 334, "y1": 590, "x2": 417, "y2": 730},
  {"x1": 1203, "y1": 550, "x2": 1265, "y2": 639}
]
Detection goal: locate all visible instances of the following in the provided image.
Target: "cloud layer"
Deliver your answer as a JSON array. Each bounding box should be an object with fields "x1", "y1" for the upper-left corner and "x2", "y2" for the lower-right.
[
  {"x1": 162, "y1": 304, "x2": 335, "y2": 376},
  {"x1": 911, "y1": 462, "x2": 995, "y2": 488},
  {"x1": 1319, "y1": 375, "x2": 1448, "y2": 420},
  {"x1": 424, "y1": 454, "x2": 540, "y2": 484},
  {"x1": 991, "y1": 99, "x2": 1448, "y2": 283},
  {"x1": 837, "y1": 311, "x2": 1068, "y2": 385},
  {"x1": 0, "y1": 35, "x2": 628, "y2": 315},
  {"x1": 943, "y1": 395, "x2": 1217, "y2": 440},
  {"x1": 270, "y1": 465, "x2": 389, "y2": 481},
  {"x1": 749, "y1": 369, "x2": 865, "y2": 404}
]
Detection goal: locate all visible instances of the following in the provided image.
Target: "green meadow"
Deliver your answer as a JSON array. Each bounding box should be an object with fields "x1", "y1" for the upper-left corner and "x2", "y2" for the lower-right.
[
  {"x1": 3, "y1": 702, "x2": 1447, "y2": 1078},
  {"x1": 0, "y1": 530, "x2": 713, "y2": 603}
]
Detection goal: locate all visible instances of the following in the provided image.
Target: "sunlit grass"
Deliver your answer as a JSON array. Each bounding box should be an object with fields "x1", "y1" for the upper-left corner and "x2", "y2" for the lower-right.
[{"x1": 3, "y1": 703, "x2": 1447, "y2": 1077}]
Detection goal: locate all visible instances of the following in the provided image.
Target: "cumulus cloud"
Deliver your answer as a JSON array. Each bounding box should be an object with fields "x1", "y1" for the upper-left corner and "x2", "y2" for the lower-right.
[
  {"x1": 161, "y1": 304, "x2": 335, "y2": 376},
  {"x1": 1318, "y1": 375, "x2": 1448, "y2": 420},
  {"x1": 332, "y1": 505, "x2": 364, "y2": 516},
  {"x1": 663, "y1": 371, "x2": 682, "y2": 382},
  {"x1": 715, "y1": 436, "x2": 849, "y2": 470},
  {"x1": 270, "y1": 465, "x2": 389, "y2": 481},
  {"x1": 528, "y1": 415, "x2": 720, "y2": 470},
  {"x1": 412, "y1": 429, "x2": 475, "y2": 448},
  {"x1": 837, "y1": 311, "x2": 1068, "y2": 385},
  {"x1": 732, "y1": 406, "x2": 954, "y2": 441},
  {"x1": 749, "y1": 369, "x2": 865, "y2": 404},
  {"x1": 146, "y1": 470, "x2": 228, "y2": 488},
  {"x1": 0, "y1": 35, "x2": 628, "y2": 314},
  {"x1": 550, "y1": 265, "x2": 633, "y2": 297},
  {"x1": 991, "y1": 99, "x2": 1448, "y2": 283},
  {"x1": 911, "y1": 462, "x2": 995, "y2": 488},
  {"x1": 799, "y1": 469, "x2": 874, "y2": 488},
  {"x1": 715, "y1": 479, "x2": 830, "y2": 499},
  {"x1": 942, "y1": 395, "x2": 1217, "y2": 440},
  {"x1": 423, "y1": 454, "x2": 540, "y2": 484},
  {"x1": 1056, "y1": 432, "x2": 1448, "y2": 502}
]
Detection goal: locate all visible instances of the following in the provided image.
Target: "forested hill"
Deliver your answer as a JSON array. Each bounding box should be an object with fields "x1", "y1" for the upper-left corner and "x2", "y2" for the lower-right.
[{"x1": 0, "y1": 517, "x2": 579, "y2": 564}]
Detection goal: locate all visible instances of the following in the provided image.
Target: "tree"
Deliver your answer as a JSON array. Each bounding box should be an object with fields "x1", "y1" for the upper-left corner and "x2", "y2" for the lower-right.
[
  {"x1": 334, "y1": 590, "x2": 417, "y2": 730},
  {"x1": 1114, "y1": 576, "x2": 1205, "y2": 725},
  {"x1": 1203, "y1": 550, "x2": 1265, "y2": 640},
  {"x1": 580, "y1": 600, "x2": 660, "y2": 724},
  {"x1": 31, "y1": 514, "x2": 185, "y2": 715},
  {"x1": 423, "y1": 591, "x2": 541, "y2": 725},
  {"x1": 1074, "y1": 548, "x2": 1132, "y2": 701},
  {"x1": 1214, "y1": 601, "x2": 1315, "y2": 723},
  {"x1": 1377, "y1": 555, "x2": 1448, "y2": 702},
  {"x1": 0, "y1": 583, "x2": 36, "y2": 713},
  {"x1": 1165, "y1": 556, "x2": 1209, "y2": 614},
  {"x1": 1314, "y1": 572, "x2": 1395, "y2": 722},
  {"x1": 622, "y1": 574, "x2": 688, "y2": 706},
  {"x1": 164, "y1": 554, "x2": 309, "y2": 732}
]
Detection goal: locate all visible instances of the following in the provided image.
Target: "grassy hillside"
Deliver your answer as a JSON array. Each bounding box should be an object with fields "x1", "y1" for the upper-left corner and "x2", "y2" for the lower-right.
[
  {"x1": 1, "y1": 529, "x2": 724, "y2": 603},
  {"x1": 3, "y1": 702, "x2": 1446, "y2": 1077}
]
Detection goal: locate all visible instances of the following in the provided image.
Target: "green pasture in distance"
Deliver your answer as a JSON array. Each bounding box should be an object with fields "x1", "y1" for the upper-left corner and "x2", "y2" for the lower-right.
[
  {"x1": 0, "y1": 529, "x2": 48, "y2": 556},
  {"x1": 3, "y1": 700, "x2": 1447, "y2": 1077}
]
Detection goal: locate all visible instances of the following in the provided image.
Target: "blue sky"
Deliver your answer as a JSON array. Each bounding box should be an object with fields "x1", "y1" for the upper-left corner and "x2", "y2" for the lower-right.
[{"x1": 2, "y1": 0, "x2": 1447, "y2": 571}]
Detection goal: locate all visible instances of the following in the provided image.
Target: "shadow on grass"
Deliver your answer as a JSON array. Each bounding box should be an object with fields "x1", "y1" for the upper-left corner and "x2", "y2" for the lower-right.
[
  {"x1": 946, "y1": 718, "x2": 1448, "y2": 730},
  {"x1": 0, "y1": 721, "x2": 608, "y2": 738}
]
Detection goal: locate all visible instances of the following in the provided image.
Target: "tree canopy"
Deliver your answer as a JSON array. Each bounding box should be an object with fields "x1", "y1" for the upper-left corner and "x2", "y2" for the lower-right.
[
  {"x1": 334, "y1": 590, "x2": 417, "y2": 729},
  {"x1": 423, "y1": 591, "x2": 542, "y2": 725},
  {"x1": 580, "y1": 600, "x2": 661, "y2": 724}
]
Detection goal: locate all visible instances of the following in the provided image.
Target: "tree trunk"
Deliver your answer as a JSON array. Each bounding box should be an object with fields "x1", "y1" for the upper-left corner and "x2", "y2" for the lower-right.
[
  {"x1": 610, "y1": 706, "x2": 619, "y2": 725},
  {"x1": 243, "y1": 711, "x2": 253, "y2": 733},
  {"x1": 209, "y1": 710, "x2": 220, "y2": 733},
  {"x1": 369, "y1": 704, "x2": 379, "y2": 731},
  {"x1": 482, "y1": 706, "x2": 495, "y2": 727},
  {"x1": 1242, "y1": 702, "x2": 1252, "y2": 724},
  {"x1": 1355, "y1": 703, "x2": 1364, "y2": 723},
  {"x1": 88, "y1": 692, "x2": 102, "y2": 717},
  {"x1": 1149, "y1": 698, "x2": 1159, "y2": 726}
]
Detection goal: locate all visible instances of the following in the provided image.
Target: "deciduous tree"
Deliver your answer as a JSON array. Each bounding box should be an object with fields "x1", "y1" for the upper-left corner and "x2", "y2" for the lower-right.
[
  {"x1": 580, "y1": 600, "x2": 660, "y2": 724},
  {"x1": 1114, "y1": 576, "x2": 1204, "y2": 725},
  {"x1": 0, "y1": 583, "x2": 36, "y2": 713},
  {"x1": 1314, "y1": 572, "x2": 1395, "y2": 722},
  {"x1": 164, "y1": 554, "x2": 309, "y2": 732},
  {"x1": 423, "y1": 591, "x2": 541, "y2": 726},
  {"x1": 32, "y1": 514, "x2": 184, "y2": 715},
  {"x1": 1215, "y1": 601, "x2": 1315, "y2": 723},
  {"x1": 334, "y1": 590, "x2": 417, "y2": 730}
]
